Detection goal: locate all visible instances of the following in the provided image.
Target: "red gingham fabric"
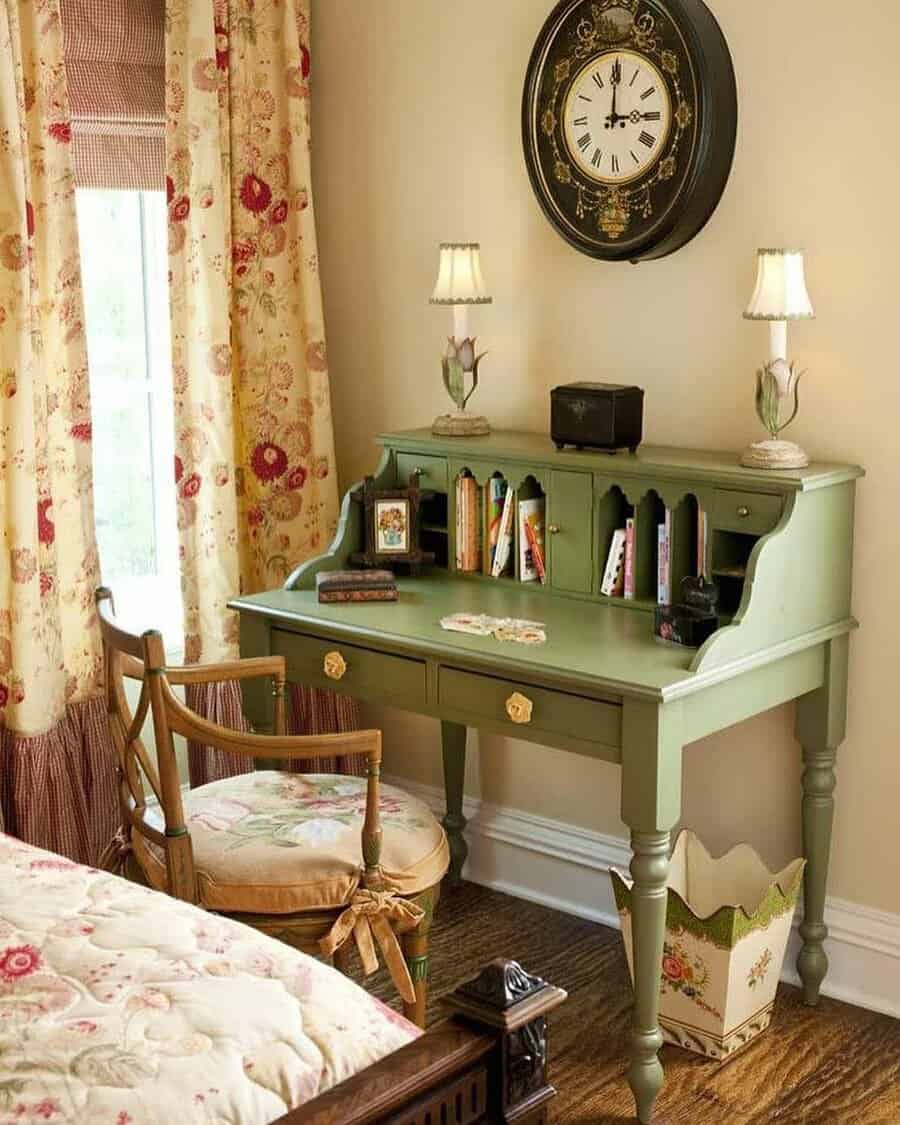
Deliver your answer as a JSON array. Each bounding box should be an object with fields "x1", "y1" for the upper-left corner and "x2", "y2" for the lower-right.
[
  {"x1": 59, "y1": 0, "x2": 164, "y2": 190},
  {"x1": 186, "y1": 681, "x2": 254, "y2": 788},
  {"x1": 0, "y1": 698, "x2": 118, "y2": 867},
  {"x1": 289, "y1": 684, "x2": 365, "y2": 777},
  {"x1": 185, "y1": 681, "x2": 364, "y2": 787}
]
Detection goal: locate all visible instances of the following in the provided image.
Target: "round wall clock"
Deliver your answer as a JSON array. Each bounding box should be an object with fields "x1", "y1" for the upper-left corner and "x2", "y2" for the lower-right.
[{"x1": 522, "y1": 0, "x2": 737, "y2": 262}]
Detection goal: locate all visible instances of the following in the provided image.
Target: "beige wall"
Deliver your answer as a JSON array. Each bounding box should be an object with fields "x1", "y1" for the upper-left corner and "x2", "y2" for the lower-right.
[{"x1": 310, "y1": 1, "x2": 900, "y2": 914}]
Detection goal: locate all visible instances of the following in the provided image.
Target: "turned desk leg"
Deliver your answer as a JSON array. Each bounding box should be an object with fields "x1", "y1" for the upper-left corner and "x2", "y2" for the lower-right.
[
  {"x1": 798, "y1": 745, "x2": 837, "y2": 1005},
  {"x1": 621, "y1": 700, "x2": 683, "y2": 1125},
  {"x1": 627, "y1": 830, "x2": 671, "y2": 1125},
  {"x1": 795, "y1": 636, "x2": 848, "y2": 1006},
  {"x1": 441, "y1": 721, "x2": 468, "y2": 884}
]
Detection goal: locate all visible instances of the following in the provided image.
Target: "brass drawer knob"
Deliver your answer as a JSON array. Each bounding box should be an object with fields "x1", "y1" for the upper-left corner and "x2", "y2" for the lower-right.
[
  {"x1": 737, "y1": 505, "x2": 752, "y2": 519},
  {"x1": 323, "y1": 651, "x2": 347, "y2": 681},
  {"x1": 505, "y1": 692, "x2": 534, "y2": 725}
]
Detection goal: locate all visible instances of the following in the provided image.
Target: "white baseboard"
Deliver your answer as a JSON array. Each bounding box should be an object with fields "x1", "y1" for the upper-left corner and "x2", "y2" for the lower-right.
[{"x1": 389, "y1": 775, "x2": 900, "y2": 1021}]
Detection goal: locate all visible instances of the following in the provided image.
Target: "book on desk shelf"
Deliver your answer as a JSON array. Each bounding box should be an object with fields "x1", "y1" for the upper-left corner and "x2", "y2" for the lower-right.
[
  {"x1": 518, "y1": 496, "x2": 546, "y2": 584},
  {"x1": 455, "y1": 475, "x2": 481, "y2": 573},
  {"x1": 485, "y1": 478, "x2": 507, "y2": 572},
  {"x1": 657, "y1": 508, "x2": 672, "y2": 604},
  {"x1": 696, "y1": 504, "x2": 708, "y2": 579},
  {"x1": 601, "y1": 528, "x2": 627, "y2": 597},
  {"x1": 490, "y1": 486, "x2": 516, "y2": 578},
  {"x1": 624, "y1": 517, "x2": 635, "y2": 600}
]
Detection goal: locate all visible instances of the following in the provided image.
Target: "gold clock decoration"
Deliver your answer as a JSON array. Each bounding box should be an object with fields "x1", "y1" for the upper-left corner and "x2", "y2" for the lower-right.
[{"x1": 523, "y1": 0, "x2": 737, "y2": 262}]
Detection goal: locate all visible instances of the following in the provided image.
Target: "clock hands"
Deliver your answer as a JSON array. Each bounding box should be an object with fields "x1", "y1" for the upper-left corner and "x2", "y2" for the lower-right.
[
  {"x1": 610, "y1": 57, "x2": 620, "y2": 122},
  {"x1": 605, "y1": 58, "x2": 629, "y2": 129}
]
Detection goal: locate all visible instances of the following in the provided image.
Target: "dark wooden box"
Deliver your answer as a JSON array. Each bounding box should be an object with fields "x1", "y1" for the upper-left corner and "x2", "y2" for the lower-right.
[
  {"x1": 551, "y1": 383, "x2": 644, "y2": 453},
  {"x1": 653, "y1": 604, "x2": 719, "y2": 648}
]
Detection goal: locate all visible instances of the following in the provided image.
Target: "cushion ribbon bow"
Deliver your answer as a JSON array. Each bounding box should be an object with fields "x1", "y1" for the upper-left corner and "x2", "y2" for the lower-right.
[{"x1": 320, "y1": 887, "x2": 424, "y2": 1005}]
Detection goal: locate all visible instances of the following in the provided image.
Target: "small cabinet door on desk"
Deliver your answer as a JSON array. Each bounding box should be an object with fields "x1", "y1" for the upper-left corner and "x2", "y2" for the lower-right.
[{"x1": 549, "y1": 470, "x2": 593, "y2": 593}]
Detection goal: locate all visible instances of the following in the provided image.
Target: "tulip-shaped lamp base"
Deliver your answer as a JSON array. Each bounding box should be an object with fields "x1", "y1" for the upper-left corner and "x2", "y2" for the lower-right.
[
  {"x1": 741, "y1": 321, "x2": 810, "y2": 470},
  {"x1": 433, "y1": 321, "x2": 491, "y2": 437},
  {"x1": 740, "y1": 438, "x2": 809, "y2": 470},
  {"x1": 432, "y1": 410, "x2": 491, "y2": 437}
]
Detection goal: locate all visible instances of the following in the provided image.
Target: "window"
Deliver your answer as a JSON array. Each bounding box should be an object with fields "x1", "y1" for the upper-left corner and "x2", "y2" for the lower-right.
[{"x1": 75, "y1": 189, "x2": 183, "y2": 647}]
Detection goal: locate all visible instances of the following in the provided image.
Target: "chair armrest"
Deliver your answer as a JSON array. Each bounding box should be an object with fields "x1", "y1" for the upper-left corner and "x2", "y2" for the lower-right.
[
  {"x1": 160, "y1": 677, "x2": 380, "y2": 763},
  {"x1": 164, "y1": 655, "x2": 287, "y2": 686},
  {"x1": 119, "y1": 653, "x2": 287, "y2": 686}
]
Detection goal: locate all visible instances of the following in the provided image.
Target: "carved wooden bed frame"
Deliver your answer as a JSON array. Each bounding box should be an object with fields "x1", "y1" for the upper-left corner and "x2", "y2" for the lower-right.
[{"x1": 278, "y1": 959, "x2": 567, "y2": 1125}]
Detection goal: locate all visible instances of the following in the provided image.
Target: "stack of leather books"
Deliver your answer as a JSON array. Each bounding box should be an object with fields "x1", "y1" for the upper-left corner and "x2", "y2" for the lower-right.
[{"x1": 316, "y1": 570, "x2": 398, "y2": 604}]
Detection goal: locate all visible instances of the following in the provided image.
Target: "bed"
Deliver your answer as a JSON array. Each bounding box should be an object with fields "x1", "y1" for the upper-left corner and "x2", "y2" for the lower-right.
[{"x1": 0, "y1": 834, "x2": 565, "y2": 1125}]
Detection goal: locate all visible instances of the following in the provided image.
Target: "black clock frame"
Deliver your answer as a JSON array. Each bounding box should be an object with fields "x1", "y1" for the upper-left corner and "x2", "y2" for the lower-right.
[{"x1": 522, "y1": 0, "x2": 737, "y2": 263}]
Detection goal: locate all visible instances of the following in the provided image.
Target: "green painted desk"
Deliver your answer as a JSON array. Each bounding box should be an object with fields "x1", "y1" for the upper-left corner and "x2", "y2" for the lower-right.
[{"x1": 230, "y1": 429, "x2": 863, "y2": 1124}]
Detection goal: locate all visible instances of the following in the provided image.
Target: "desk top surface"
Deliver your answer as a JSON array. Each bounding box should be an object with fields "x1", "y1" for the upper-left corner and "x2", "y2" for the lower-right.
[
  {"x1": 232, "y1": 574, "x2": 699, "y2": 701},
  {"x1": 378, "y1": 429, "x2": 864, "y2": 493}
]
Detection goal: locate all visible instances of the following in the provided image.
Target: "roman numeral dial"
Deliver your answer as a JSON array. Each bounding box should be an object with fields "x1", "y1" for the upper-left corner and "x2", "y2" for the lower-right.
[{"x1": 562, "y1": 48, "x2": 672, "y2": 187}]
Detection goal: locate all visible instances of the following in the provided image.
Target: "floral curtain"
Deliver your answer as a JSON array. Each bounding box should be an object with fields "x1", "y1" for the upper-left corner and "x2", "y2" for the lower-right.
[
  {"x1": 0, "y1": 0, "x2": 117, "y2": 862},
  {"x1": 165, "y1": 0, "x2": 361, "y2": 784}
]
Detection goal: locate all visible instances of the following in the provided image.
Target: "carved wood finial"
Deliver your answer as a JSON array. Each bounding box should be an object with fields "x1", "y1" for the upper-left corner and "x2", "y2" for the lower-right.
[
  {"x1": 457, "y1": 958, "x2": 548, "y2": 1011},
  {"x1": 446, "y1": 957, "x2": 566, "y2": 1034},
  {"x1": 446, "y1": 960, "x2": 567, "y2": 1123}
]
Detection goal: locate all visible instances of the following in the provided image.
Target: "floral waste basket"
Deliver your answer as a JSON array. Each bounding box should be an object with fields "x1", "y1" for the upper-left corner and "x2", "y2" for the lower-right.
[{"x1": 611, "y1": 830, "x2": 805, "y2": 1059}]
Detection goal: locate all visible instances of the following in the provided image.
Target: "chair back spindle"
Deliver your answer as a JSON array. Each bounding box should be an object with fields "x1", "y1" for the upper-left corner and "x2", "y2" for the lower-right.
[{"x1": 362, "y1": 733, "x2": 384, "y2": 889}]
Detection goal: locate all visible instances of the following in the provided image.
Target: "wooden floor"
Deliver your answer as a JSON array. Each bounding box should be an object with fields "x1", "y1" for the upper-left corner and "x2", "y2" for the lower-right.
[{"x1": 365, "y1": 881, "x2": 900, "y2": 1125}]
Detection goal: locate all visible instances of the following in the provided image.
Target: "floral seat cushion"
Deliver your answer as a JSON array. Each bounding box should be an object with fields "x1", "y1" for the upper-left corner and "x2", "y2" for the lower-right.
[
  {"x1": 136, "y1": 772, "x2": 449, "y2": 914},
  {"x1": 0, "y1": 834, "x2": 420, "y2": 1125}
]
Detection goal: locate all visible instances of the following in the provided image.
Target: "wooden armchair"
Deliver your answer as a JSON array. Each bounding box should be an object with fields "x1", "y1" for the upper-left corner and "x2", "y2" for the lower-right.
[{"x1": 96, "y1": 587, "x2": 449, "y2": 1026}]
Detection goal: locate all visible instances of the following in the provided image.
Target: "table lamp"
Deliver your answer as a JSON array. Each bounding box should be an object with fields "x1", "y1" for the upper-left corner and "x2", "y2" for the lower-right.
[
  {"x1": 429, "y1": 242, "x2": 493, "y2": 437},
  {"x1": 741, "y1": 248, "x2": 815, "y2": 469}
]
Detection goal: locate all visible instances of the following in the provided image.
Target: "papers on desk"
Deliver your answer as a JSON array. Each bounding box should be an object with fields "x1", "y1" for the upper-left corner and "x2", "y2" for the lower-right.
[{"x1": 440, "y1": 613, "x2": 546, "y2": 645}]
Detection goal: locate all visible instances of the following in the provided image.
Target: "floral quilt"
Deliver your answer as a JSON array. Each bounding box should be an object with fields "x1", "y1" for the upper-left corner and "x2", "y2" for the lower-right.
[{"x1": 0, "y1": 835, "x2": 420, "y2": 1125}]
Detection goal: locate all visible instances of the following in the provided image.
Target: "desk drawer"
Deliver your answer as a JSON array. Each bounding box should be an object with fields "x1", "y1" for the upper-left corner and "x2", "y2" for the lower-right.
[
  {"x1": 712, "y1": 489, "x2": 783, "y2": 536},
  {"x1": 396, "y1": 453, "x2": 448, "y2": 493},
  {"x1": 439, "y1": 667, "x2": 621, "y2": 750},
  {"x1": 272, "y1": 631, "x2": 427, "y2": 709}
]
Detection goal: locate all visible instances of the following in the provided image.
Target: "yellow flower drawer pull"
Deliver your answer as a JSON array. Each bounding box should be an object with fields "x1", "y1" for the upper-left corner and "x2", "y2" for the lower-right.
[
  {"x1": 323, "y1": 651, "x2": 348, "y2": 681},
  {"x1": 505, "y1": 692, "x2": 534, "y2": 725}
]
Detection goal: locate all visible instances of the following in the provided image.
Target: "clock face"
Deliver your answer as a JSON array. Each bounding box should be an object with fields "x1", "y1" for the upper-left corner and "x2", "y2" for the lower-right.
[
  {"x1": 522, "y1": 0, "x2": 737, "y2": 262},
  {"x1": 563, "y1": 50, "x2": 672, "y2": 186}
]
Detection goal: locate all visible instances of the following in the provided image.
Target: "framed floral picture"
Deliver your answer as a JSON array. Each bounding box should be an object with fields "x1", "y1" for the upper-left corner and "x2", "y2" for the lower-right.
[
  {"x1": 351, "y1": 475, "x2": 435, "y2": 572},
  {"x1": 375, "y1": 499, "x2": 410, "y2": 554}
]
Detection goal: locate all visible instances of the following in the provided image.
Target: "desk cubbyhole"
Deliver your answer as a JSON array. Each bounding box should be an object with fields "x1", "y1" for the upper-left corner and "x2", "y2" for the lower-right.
[
  {"x1": 419, "y1": 490, "x2": 449, "y2": 570},
  {"x1": 670, "y1": 494, "x2": 701, "y2": 599},
  {"x1": 515, "y1": 475, "x2": 547, "y2": 585},
  {"x1": 453, "y1": 468, "x2": 548, "y2": 584},
  {"x1": 483, "y1": 472, "x2": 511, "y2": 577},
  {"x1": 420, "y1": 490, "x2": 448, "y2": 532},
  {"x1": 635, "y1": 491, "x2": 667, "y2": 602},
  {"x1": 711, "y1": 530, "x2": 758, "y2": 617},
  {"x1": 597, "y1": 486, "x2": 634, "y2": 599}
]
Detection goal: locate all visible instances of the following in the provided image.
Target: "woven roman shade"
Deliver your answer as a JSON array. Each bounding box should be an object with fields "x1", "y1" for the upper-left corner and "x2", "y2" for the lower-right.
[{"x1": 60, "y1": 0, "x2": 164, "y2": 191}]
